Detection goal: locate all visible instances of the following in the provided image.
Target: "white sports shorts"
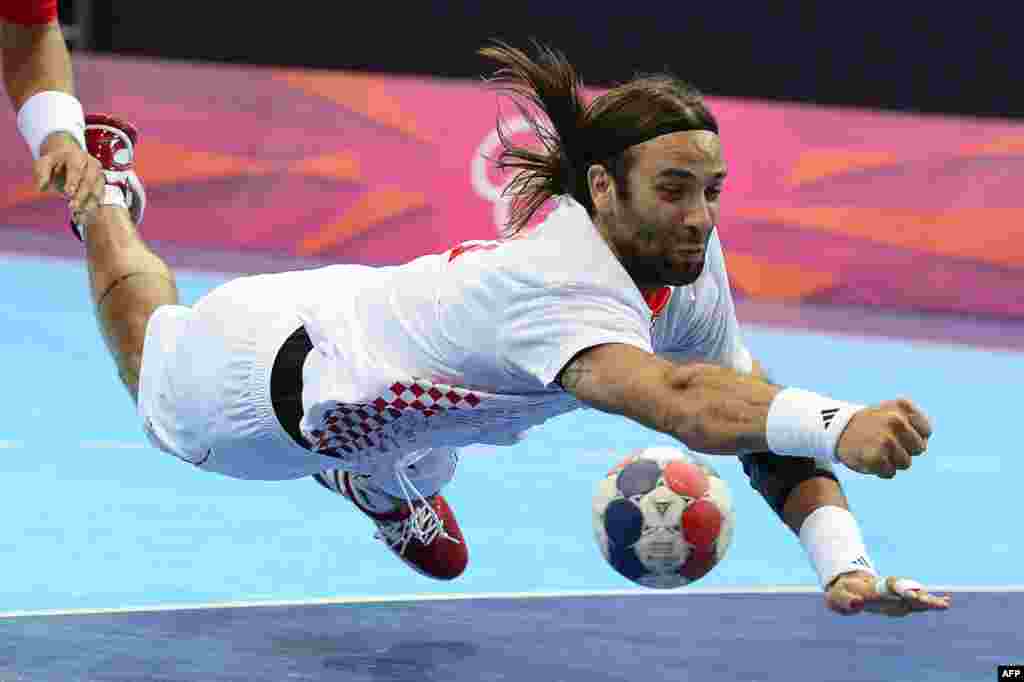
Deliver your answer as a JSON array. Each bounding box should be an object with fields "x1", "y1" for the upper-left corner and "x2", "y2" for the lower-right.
[{"x1": 136, "y1": 272, "x2": 457, "y2": 498}]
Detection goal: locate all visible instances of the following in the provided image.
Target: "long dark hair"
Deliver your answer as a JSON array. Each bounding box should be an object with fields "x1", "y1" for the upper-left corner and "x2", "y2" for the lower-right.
[{"x1": 479, "y1": 41, "x2": 719, "y2": 235}]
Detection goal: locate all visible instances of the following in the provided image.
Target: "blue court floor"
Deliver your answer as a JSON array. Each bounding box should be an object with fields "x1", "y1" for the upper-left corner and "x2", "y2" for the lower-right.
[
  {"x1": 2, "y1": 590, "x2": 1021, "y2": 682},
  {"x1": 0, "y1": 251, "x2": 1020, "y2": 681}
]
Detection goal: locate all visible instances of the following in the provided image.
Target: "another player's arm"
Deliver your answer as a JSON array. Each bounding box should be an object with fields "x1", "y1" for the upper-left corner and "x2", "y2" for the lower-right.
[
  {"x1": 2, "y1": 13, "x2": 103, "y2": 211},
  {"x1": 1, "y1": 16, "x2": 73, "y2": 109}
]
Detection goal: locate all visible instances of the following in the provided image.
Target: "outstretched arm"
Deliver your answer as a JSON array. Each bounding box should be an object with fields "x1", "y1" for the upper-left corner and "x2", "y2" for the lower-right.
[
  {"x1": 568, "y1": 346, "x2": 949, "y2": 615},
  {"x1": 2, "y1": 9, "x2": 104, "y2": 213},
  {"x1": 739, "y1": 360, "x2": 950, "y2": 616},
  {"x1": 556, "y1": 342, "x2": 931, "y2": 477},
  {"x1": 558, "y1": 344, "x2": 777, "y2": 453},
  {"x1": 748, "y1": 448, "x2": 950, "y2": 615}
]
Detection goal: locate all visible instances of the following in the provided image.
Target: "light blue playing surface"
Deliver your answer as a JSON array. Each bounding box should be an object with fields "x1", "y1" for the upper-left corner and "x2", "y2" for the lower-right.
[{"x1": 0, "y1": 252, "x2": 1019, "y2": 612}]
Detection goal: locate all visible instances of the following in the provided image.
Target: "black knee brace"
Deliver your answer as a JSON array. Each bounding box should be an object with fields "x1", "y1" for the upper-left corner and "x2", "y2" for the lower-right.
[{"x1": 738, "y1": 451, "x2": 840, "y2": 519}]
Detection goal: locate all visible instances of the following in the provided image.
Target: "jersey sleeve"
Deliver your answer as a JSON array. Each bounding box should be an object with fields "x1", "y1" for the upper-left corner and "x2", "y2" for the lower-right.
[
  {"x1": 500, "y1": 281, "x2": 654, "y2": 389},
  {"x1": 0, "y1": 0, "x2": 58, "y2": 25},
  {"x1": 659, "y1": 230, "x2": 754, "y2": 374}
]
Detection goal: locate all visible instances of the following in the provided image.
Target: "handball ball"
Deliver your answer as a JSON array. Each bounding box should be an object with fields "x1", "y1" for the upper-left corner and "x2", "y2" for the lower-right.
[{"x1": 592, "y1": 446, "x2": 735, "y2": 589}]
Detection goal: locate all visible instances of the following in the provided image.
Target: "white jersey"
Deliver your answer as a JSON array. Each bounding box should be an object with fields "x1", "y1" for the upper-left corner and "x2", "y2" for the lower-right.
[{"x1": 293, "y1": 196, "x2": 752, "y2": 471}]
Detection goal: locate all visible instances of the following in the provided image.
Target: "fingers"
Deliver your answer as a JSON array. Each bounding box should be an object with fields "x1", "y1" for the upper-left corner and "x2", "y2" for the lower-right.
[
  {"x1": 33, "y1": 154, "x2": 62, "y2": 192},
  {"x1": 865, "y1": 576, "x2": 952, "y2": 617},
  {"x1": 827, "y1": 573, "x2": 952, "y2": 618},
  {"x1": 36, "y1": 147, "x2": 107, "y2": 217},
  {"x1": 888, "y1": 401, "x2": 928, "y2": 454},
  {"x1": 46, "y1": 149, "x2": 106, "y2": 221},
  {"x1": 893, "y1": 419, "x2": 927, "y2": 458},
  {"x1": 882, "y1": 577, "x2": 953, "y2": 611},
  {"x1": 880, "y1": 590, "x2": 951, "y2": 616},
  {"x1": 870, "y1": 399, "x2": 932, "y2": 479},
  {"x1": 884, "y1": 437, "x2": 912, "y2": 475},
  {"x1": 61, "y1": 151, "x2": 88, "y2": 205},
  {"x1": 908, "y1": 590, "x2": 952, "y2": 611},
  {"x1": 865, "y1": 438, "x2": 901, "y2": 479},
  {"x1": 71, "y1": 157, "x2": 106, "y2": 216},
  {"x1": 897, "y1": 398, "x2": 933, "y2": 440}
]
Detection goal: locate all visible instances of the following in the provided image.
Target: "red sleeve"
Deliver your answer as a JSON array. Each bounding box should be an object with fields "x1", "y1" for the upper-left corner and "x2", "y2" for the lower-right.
[{"x1": 0, "y1": 0, "x2": 59, "y2": 25}]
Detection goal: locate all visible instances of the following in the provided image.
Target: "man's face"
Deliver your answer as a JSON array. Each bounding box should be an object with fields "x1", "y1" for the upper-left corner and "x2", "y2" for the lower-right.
[{"x1": 593, "y1": 130, "x2": 727, "y2": 288}]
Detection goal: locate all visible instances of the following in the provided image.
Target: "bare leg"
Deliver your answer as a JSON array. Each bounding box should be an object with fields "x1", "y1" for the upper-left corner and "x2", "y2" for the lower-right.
[{"x1": 83, "y1": 205, "x2": 178, "y2": 402}]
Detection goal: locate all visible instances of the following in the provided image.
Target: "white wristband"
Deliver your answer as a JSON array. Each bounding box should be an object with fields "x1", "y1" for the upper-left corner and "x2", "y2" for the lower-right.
[
  {"x1": 766, "y1": 387, "x2": 864, "y2": 464},
  {"x1": 799, "y1": 505, "x2": 878, "y2": 589},
  {"x1": 16, "y1": 90, "x2": 87, "y2": 160}
]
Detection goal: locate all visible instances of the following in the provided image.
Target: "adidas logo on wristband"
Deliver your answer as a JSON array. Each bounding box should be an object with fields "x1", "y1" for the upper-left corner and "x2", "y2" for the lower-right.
[
  {"x1": 766, "y1": 388, "x2": 866, "y2": 463},
  {"x1": 821, "y1": 408, "x2": 839, "y2": 429}
]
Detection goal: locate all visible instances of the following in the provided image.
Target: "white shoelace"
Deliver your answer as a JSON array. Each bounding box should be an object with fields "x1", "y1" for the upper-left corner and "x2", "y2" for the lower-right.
[
  {"x1": 375, "y1": 503, "x2": 448, "y2": 556},
  {"x1": 371, "y1": 458, "x2": 459, "y2": 555}
]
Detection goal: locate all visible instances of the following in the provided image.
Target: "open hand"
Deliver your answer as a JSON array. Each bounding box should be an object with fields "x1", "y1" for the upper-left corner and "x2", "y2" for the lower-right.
[{"x1": 826, "y1": 571, "x2": 951, "y2": 617}]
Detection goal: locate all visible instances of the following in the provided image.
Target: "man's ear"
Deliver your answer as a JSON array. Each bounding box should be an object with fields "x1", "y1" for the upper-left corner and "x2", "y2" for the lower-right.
[{"x1": 587, "y1": 164, "x2": 614, "y2": 213}]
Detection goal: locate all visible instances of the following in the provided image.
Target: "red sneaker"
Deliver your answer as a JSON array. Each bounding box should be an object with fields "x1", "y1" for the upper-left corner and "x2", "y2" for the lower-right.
[
  {"x1": 71, "y1": 113, "x2": 146, "y2": 240},
  {"x1": 313, "y1": 470, "x2": 469, "y2": 580}
]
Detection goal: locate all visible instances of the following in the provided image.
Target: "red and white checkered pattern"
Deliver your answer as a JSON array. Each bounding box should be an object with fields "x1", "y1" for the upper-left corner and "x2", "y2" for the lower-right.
[{"x1": 308, "y1": 379, "x2": 483, "y2": 458}]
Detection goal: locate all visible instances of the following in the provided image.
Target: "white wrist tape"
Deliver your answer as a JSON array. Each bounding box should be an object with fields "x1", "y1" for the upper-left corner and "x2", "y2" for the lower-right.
[
  {"x1": 17, "y1": 90, "x2": 87, "y2": 159},
  {"x1": 875, "y1": 576, "x2": 923, "y2": 600},
  {"x1": 799, "y1": 505, "x2": 878, "y2": 589},
  {"x1": 766, "y1": 387, "x2": 864, "y2": 464}
]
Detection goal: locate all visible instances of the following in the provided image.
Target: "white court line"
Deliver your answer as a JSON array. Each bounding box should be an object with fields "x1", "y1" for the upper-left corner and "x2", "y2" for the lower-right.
[{"x1": 0, "y1": 584, "x2": 1020, "y2": 619}]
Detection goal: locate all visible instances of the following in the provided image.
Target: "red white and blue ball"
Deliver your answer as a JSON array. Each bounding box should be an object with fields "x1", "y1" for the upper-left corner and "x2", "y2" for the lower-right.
[{"x1": 592, "y1": 446, "x2": 735, "y2": 589}]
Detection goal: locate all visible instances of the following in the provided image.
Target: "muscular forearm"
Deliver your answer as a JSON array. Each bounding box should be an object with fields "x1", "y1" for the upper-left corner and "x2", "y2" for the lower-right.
[
  {"x1": 562, "y1": 343, "x2": 908, "y2": 475},
  {"x1": 667, "y1": 362, "x2": 781, "y2": 455},
  {"x1": 559, "y1": 347, "x2": 782, "y2": 456},
  {"x1": 1, "y1": 20, "x2": 73, "y2": 110}
]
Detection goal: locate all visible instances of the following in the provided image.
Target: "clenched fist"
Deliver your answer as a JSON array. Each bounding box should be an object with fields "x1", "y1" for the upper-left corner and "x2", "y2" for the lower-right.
[{"x1": 836, "y1": 398, "x2": 932, "y2": 478}]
